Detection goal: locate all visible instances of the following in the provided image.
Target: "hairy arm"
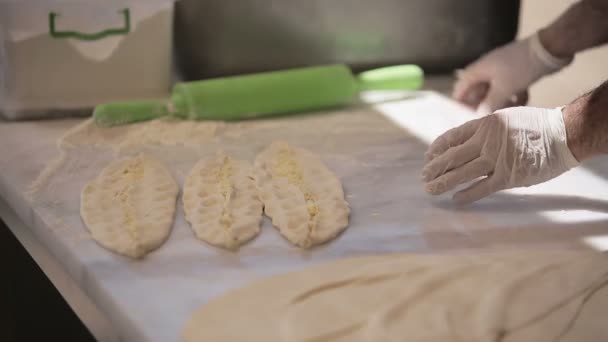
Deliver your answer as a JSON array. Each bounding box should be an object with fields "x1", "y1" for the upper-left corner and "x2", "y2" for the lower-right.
[
  {"x1": 564, "y1": 79, "x2": 608, "y2": 161},
  {"x1": 539, "y1": 0, "x2": 608, "y2": 59}
]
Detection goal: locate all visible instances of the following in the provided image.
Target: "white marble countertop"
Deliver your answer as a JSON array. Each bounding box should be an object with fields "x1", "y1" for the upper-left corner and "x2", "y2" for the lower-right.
[{"x1": 1, "y1": 91, "x2": 608, "y2": 342}]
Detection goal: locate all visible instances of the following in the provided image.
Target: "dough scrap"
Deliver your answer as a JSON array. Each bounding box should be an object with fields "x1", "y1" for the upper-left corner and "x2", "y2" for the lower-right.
[
  {"x1": 253, "y1": 141, "x2": 350, "y2": 248},
  {"x1": 183, "y1": 152, "x2": 263, "y2": 250},
  {"x1": 182, "y1": 250, "x2": 608, "y2": 342},
  {"x1": 80, "y1": 154, "x2": 178, "y2": 258}
]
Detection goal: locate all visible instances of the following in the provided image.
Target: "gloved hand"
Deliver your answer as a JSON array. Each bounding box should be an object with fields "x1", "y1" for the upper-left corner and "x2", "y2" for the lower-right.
[
  {"x1": 422, "y1": 106, "x2": 579, "y2": 204},
  {"x1": 453, "y1": 33, "x2": 573, "y2": 115}
]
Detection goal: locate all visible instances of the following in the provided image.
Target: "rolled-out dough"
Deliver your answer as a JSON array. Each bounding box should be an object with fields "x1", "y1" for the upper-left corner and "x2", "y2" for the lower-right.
[
  {"x1": 80, "y1": 154, "x2": 178, "y2": 258},
  {"x1": 253, "y1": 141, "x2": 350, "y2": 248},
  {"x1": 183, "y1": 152, "x2": 263, "y2": 250},
  {"x1": 182, "y1": 250, "x2": 608, "y2": 342}
]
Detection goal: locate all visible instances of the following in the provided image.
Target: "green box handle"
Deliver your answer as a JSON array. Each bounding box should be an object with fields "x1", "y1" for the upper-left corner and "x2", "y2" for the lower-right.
[{"x1": 49, "y1": 8, "x2": 130, "y2": 41}]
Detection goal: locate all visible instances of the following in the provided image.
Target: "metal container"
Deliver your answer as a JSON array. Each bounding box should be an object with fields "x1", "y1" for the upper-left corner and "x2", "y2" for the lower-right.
[{"x1": 174, "y1": 0, "x2": 519, "y2": 79}]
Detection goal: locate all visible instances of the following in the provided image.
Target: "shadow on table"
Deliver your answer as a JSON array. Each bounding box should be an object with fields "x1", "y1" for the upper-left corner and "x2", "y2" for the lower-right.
[
  {"x1": 437, "y1": 193, "x2": 608, "y2": 214},
  {"x1": 581, "y1": 156, "x2": 608, "y2": 181},
  {"x1": 422, "y1": 192, "x2": 608, "y2": 252}
]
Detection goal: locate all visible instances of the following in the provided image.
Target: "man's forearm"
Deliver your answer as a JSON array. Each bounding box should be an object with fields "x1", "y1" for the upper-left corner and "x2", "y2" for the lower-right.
[
  {"x1": 564, "y1": 79, "x2": 608, "y2": 161},
  {"x1": 539, "y1": 0, "x2": 608, "y2": 59}
]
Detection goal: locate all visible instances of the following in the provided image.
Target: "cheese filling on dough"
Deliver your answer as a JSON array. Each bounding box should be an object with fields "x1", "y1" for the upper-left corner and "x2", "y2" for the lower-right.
[
  {"x1": 273, "y1": 147, "x2": 319, "y2": 244},
  {"x1": 80, "y1": 154, "x2": 179, "y2": 259},
  {"x1": 183, "y1": 152, "x2": 263, "y2": 250},
  {"x1": 217, "y1": 155, "x2": 234, "y2": 232},
  {"x1": 114, "y1": 157, "x2": 145, "y2": 242}
]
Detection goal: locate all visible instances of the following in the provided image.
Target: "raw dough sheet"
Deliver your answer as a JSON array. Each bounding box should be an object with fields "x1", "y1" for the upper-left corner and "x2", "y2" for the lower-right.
[{"x1": 183, "y1": 250, "x2": 608, "y2": 342}]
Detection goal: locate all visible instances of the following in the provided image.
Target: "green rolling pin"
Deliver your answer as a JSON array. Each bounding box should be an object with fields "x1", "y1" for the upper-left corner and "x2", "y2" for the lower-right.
[{"x1": 93, "y1": 64, "x2": 423, "y2": 126}]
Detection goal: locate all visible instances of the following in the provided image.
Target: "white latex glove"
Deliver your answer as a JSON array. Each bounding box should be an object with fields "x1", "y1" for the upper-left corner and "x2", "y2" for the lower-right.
[
  {"x1": 453, "y1": 33, "x2": 573, "y2": 115},
  {"x1": 422, "y1": 106, "x2": 579, "y2": 204}
]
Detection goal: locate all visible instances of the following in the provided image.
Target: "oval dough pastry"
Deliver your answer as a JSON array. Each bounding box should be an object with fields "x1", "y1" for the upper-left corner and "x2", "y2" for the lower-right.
[
  {"x1": 253, "y1": 141, "x2": 350, "y2": 248},
  {"x1": 182, "y1": 250, "x2": 608, "y2": 342},
  {"x1": 183, "y1": 152, "x2": 263, "y2": 250},
  {"x1": 80, "y1": 154, "x2": 178, "y2": 259}
]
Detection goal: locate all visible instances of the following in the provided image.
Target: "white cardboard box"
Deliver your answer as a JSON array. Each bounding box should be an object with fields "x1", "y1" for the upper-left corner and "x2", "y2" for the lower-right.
[{"x1": 0, "y1": 0, "x2": 175, "y2": 119}]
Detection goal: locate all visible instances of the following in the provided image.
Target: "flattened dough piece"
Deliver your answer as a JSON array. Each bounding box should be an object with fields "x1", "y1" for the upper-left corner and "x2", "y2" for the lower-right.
[
  {"x1": 182, "y1": 250, "x2": 608, "y2": 342},
  {"x1": 253, "y1": 141, "x2": 350, "y2": 248},
  {"x1": 183, "y1": 152, "x2": 263, "y2": 250},
  {"x1": 80, "y1": 154, "x2": 178, "y2": 258}
]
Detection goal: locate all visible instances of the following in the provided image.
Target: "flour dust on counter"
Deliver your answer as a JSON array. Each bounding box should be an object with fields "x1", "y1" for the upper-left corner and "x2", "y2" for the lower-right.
[
  {"x1": 80, "y1": 154, "x2": 179, "y2": 258},
  {"x1": 182, "y1": 250, "x2": 608, "y2": 342},
  {"x1": 253, "y1": 141, "x2": 350, "y2": 248},
  {"x1": 29, "y1": 108, "x2": 397, "y2": 201},
  {"x1": 25, "y1": 150, "x2": 68, "y2": 200},
  {"x1": 183, "y1": 152, "x2": 263, "y2": 250},
  {"x1": 60, "y1": 117, "x2": 224, "y2": 153},
  {"x1": 26, "y1": 117, "x2": 224, "y2": 199}
]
